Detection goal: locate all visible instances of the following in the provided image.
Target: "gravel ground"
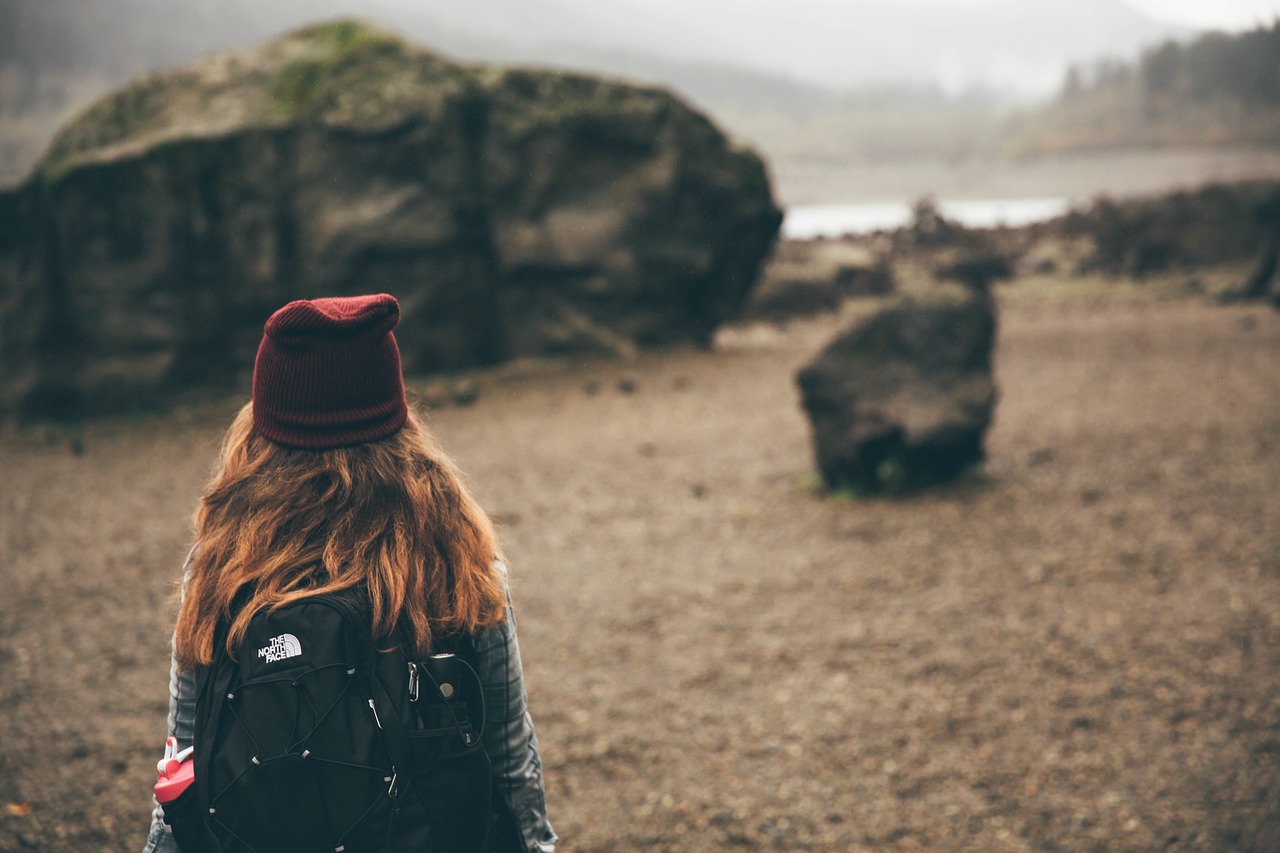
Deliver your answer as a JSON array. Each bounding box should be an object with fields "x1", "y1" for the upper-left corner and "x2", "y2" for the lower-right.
[{"x1": 1, "y1": 281, "x2": 1278, "y2": 852}]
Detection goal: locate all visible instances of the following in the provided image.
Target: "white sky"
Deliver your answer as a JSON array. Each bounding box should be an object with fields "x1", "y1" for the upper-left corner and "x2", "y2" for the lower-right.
[
  {"x1": 632, "y1": 0, "x2": 1280, "y2": 32},
  {"x1": 1124, "y1": 0, "x2": 1280, "y2": 29},
  {"x1": 939, "y1": 0, "x2": 1280, "y2": 30}
]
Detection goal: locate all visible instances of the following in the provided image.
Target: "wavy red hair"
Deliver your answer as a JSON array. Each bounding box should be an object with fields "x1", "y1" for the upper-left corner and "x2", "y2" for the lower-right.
[{"x1": 174, "y1": 403, "x2": 506, "y2": 669}]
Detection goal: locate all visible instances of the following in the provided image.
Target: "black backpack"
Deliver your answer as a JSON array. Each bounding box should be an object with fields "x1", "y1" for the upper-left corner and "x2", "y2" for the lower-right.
[{"x1": 162, "y1": 594, "x2": 512, "y2": 852}]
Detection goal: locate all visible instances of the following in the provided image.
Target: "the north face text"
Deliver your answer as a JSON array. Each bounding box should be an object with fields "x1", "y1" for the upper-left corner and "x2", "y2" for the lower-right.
[{"x1": 257, "y1": 633, "x2": 302, "y2": 663}]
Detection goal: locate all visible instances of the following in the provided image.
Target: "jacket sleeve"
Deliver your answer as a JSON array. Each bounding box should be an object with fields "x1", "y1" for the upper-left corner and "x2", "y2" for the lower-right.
[
  {"x1": 142, "y1": 554, "x2": 197, "y2": 853},
  {"x1": 141, "y1": 633, "x2": 197, "y2": 853},
  {"x1": 473, "y1": 563, "x2": 558, "y2": 853}
]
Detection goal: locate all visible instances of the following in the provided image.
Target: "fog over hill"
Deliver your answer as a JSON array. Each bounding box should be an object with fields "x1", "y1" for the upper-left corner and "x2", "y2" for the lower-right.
[
  {"x1": 534, "y1": 0, "x2": 1185, "y2": 98},
  {"x1": 3, "y1": 0, "x2": 1187, "y2": 104},
  {"x1": 4, "y1": 0, "x2": 1238, "y2": 192}
]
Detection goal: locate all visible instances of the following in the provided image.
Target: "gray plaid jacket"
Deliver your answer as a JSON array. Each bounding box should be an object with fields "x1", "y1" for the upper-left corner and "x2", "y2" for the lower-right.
[{"x1": 142, "y1": 561, "x2": 557, "y2": 853}]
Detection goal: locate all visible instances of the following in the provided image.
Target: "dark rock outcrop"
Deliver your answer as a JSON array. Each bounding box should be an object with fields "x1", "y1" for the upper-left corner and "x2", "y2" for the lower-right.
[
  {"x1": 935, "y1": 252, "x2": 1014, "y2": 291},
  {"x1": 796, "y1": 283, "x2": 997, "y2": 494},
  {"x1": 1223, "y1": 187, "x2": 1280, "y2": 308},
  {"x1": 745, "y1": 239, "x2": 893, "y2": 322},
  {"x1": 1057, "y1": 182, "x2": 1279, "y2": 277},
  {"x1": 0, "y1": 19, "x2": 781, "y2": 417},
  {"x1": 1229, "y1": 241, "x2": 1280, "y2": 308}
]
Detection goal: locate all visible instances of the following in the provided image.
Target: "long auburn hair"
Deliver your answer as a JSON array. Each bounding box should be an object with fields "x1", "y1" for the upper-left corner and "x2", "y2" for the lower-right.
[{"x1": 174, "y1": 403, "x2": 506, "y2": 670}]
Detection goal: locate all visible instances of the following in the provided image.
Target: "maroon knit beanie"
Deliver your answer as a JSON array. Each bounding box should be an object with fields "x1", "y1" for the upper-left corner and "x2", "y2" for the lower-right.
[{"x1": 252, "y1": 293, "x2": 409, "y2": 450}]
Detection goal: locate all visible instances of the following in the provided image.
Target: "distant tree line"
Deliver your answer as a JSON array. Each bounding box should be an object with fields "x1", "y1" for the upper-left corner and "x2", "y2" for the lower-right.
[
  {"x1": 1061, "y1": 21, "x2": 1280, "y2": 106},
  {"x1": 1143, "y1": 23, "x2": 1280, "y2": 104}
]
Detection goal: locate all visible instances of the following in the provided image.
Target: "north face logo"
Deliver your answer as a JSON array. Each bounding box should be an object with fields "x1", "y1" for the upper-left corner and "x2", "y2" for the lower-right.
[{"x1": 257, "y1": 633, "x2": 302, "y2": 663}]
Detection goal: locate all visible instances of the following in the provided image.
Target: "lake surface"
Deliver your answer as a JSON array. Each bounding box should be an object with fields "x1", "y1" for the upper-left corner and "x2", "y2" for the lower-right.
[{"x1": 782, "y1": 196, "x2": 1073, "y2": 240}]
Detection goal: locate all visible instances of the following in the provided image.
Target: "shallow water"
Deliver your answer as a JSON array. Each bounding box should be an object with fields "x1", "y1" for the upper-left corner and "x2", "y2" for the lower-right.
[{"x1": 782, "y1": 196, "x2": 1073, "y2": 239}]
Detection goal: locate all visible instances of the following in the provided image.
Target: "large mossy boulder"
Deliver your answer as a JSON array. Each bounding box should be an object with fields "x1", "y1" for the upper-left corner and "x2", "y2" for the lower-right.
[
  {"x1": 0, "y1": 19, "x2": 781, "y2": 417},
  {"x1": 796, "y1": 283, "x2": 997, "y2": 494}
]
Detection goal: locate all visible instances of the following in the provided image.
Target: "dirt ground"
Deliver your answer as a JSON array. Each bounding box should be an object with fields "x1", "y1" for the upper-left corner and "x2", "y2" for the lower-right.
[{"x1": 1, "y1": 277, "x2": 1278, "y2": 852}]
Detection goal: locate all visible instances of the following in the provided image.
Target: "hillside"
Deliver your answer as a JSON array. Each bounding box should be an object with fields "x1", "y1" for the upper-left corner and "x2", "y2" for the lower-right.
[{"x1": 0, "y1": 0, "x2": 1185, "y2": 187}]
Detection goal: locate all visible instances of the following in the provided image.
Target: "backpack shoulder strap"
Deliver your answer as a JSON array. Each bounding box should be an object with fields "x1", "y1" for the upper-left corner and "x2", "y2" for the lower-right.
[{"x1": 188, "y1": 617, "x2": 237, "y2": 845}]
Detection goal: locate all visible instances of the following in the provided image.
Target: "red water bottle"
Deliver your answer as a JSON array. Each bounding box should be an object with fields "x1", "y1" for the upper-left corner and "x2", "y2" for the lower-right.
[{"x1": 154, "y1": 736, "x2": 195, "y2": 805}]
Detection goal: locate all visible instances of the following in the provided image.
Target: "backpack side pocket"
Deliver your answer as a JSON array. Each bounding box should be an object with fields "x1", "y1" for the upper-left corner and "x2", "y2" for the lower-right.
[
  {"x1": 406, "y1": 728, "x2": 493, "y2": 852},
  {"x1": 161, "y1": 783, "x2": 210, "y2": 853}
]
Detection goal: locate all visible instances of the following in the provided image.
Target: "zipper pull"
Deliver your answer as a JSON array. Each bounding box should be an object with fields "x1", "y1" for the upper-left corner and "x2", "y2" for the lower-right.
[
  {"x1": 368, "y1": 698, "x2": 383, "y2": 729},
  {"x1": 407, "y1": 661, "x2": 420, "y2": 702}
]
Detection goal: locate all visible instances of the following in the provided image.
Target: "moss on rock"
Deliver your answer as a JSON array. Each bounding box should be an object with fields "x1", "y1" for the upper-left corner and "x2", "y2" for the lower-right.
[{"x1": 38, "y1": 19, "x2": 455, "y2": 182}]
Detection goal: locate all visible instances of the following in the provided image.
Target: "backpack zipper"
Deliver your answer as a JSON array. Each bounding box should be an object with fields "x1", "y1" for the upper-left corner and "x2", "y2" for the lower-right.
[{"x1": 407, "y1": 661, "x2": 420, "y2": 702}]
